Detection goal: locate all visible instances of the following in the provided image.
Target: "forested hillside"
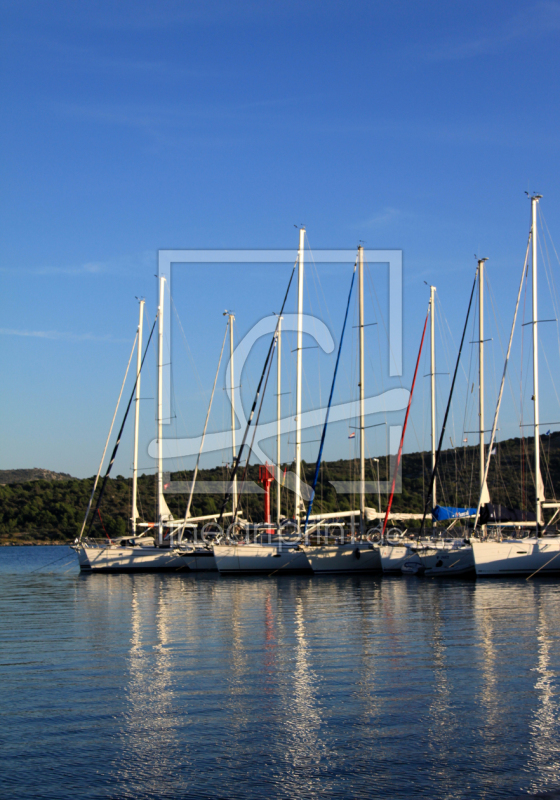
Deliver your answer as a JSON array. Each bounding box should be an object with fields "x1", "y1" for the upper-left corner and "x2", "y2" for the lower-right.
[{"x1": 1, "y1": 433, "x2": 559, "y2": 544}]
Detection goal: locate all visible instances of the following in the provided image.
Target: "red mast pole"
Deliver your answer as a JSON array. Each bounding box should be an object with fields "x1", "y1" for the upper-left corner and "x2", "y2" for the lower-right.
[
  {"x1": 259, "y1": 464, "x2": 274, "y2": 524},
  {"x1": 381, "y1": 304, "x2": 430, "y2": 539}
]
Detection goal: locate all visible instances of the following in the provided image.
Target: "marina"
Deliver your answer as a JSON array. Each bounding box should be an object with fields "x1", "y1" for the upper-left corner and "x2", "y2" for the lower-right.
[
  {"x1": 71, "y1": 197, "x2": 560, "y2": 582},
  {"x1": 4, "y1": 4, "x2": 560, "y2": 798}
]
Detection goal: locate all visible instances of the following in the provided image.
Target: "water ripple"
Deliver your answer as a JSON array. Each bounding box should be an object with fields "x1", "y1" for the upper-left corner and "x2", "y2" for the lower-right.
[{"x1": 1, "y1": 549, "x2": 560, "y2": 798}]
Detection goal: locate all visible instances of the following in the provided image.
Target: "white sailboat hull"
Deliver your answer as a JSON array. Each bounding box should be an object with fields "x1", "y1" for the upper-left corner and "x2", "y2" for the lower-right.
[
  {"x1": 213, "y1": 543, "x2": 311, "y2": 574},
  {"x1": 472, "y1": 538, "x2": 560, "y2": 576},
  {"x1": 401, "y1": 545, "x2": 474, "y2": 576},
  {"x1": 380, "y1": 544, "x2": 417, "y2": 573},
  {"x1": 176, "y1": 547, "x2": 217, "y2": 571},
  {"x1": 380, "y1": 540, "x2": 474, "y2": 575},
  {"x1": 77, "y1": 544, "x2": 189, "y2": 572},
  {"x1": 302, "y1": 543, "x2": 381, "y2": 573}
]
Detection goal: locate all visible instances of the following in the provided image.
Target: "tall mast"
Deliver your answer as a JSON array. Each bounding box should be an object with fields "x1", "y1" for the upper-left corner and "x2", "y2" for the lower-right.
[
  {"x1": 131, "y1": 299, "x2": 144, "y2": 535},
  {"x1": 276, "y1": 315, "x2": 282, "y2": 527},
  {"x1": 157, "y1": 276, "x2": 165, "y2": 546},
  {"x1": 295, "y1": 226, "x2": 305, "y2": 528},
  {"x1": 430, "y1": 285, "x2": 437, "y2": 514},
  {"x1": 531, "y1": 194, "x2": 544, "y2": 527},
  {"x1": 229, "y1": 313, "x2": 237, "y2": 518},
  {"x1": 358, "y1": 246, "x2": 366, "y2": 535},
  {"x1": 478, "y1": 258, "x2": 490, "y2": 517}
]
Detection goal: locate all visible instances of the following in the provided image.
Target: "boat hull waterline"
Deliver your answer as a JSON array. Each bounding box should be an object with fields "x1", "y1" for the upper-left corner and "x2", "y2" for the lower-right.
[
  {"x1": 213, "y1": 544, "x2": 312, "y2": 574},
  {"x1": 77, "y1": 544, "x2": 190, "y2": 572},
  {"x1": 380, "y1": 542, "x2": 475, "y2": 576},
  {"x1": 302, "y1": 543, "x2": 381, "y2": 573},
  {"x1": 472, "y1": 538, "x2": 560, "y2": 576}
]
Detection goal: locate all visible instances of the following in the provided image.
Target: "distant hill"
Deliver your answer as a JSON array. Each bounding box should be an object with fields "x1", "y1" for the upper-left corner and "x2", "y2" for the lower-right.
[
  {"x1": 0, "y1": 468, "x2": 75, "y2": 485},
  {"x1": 0, "y1": 433, "x2": 558, "y2": 544}
]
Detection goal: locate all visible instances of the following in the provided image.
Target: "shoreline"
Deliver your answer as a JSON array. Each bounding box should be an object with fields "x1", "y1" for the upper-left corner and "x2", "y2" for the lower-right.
[{"x1": 0, "y1": 541, "x2": 71, "y2": 547}]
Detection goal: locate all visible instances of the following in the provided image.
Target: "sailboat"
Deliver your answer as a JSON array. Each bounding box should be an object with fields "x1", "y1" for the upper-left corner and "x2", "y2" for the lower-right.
[
  {"x1": 301, "y1": 246, "x2": 382, "y2": 573},
  {"x1": 75, "y1": 279, "x2": 226, "y2": 572},
  {"x1": 398, "y1": 262, "x2": 494, "y2": 577},
  {"x1": 472, "y1": 195, "x2": 560, "y2": 576},
  {"x1": 213, "y1": 227, "x2": 312, "y2": 574},
  {"x1": 381, "y1": 261, "x2": 491, "y2": 576}
]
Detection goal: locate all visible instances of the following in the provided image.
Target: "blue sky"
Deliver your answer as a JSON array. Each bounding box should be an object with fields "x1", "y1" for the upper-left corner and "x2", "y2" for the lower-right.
[{"x1": 1, "y1": 0, "x2": 560, "y2": 480}]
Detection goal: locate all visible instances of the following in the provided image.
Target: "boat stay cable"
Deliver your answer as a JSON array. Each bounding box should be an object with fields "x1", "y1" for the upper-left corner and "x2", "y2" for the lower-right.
[
  {"x1": 180, "y1": 316, "x2": 230, "y2": 531},
  {"x1": 218, "y1": 259, "x2": 298, "y2": 524},
  {"x1": 84, "y1": 315, "x2": 159, "y2": 540},
  {"x1": 419, "y1": 265, "x2": 479, "y2": 535},
  {"x1": 381, "y1": 302, "x2": 430, "y2": 539},
  {"x1": 473, "y1": 233, "x2": 532, "y2": 530},
  {"x1": 234, "y1": 331, "x2": 278, "y2": 520},
  {"x1": 77, "y1": 329, "x2": 138, "y2": 543},
  {"x1": 303, "y1": 258, "x2": 357, "y2": 535}
]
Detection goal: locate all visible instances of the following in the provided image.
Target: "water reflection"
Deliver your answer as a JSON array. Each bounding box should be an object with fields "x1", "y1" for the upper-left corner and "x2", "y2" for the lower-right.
[
  {"x1": 3, "y1": 552, "x2": 560, "y2": 799},
  {"x1": 529, "y1": 587, "x2": 560, "y2": 794}
]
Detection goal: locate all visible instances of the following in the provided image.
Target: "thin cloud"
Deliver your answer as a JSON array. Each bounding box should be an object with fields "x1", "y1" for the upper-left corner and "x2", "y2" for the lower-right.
[
  {"x1": 423, "y1": 1, "x2": 560, "y2": 62},
  {"x1": 360, "y1": 207, "x2": 401, "y2": 228},
  {"x1": 35, "y1": 262, "x2": 105, "y2": 276},
  {"x1": 1, "y1": 251, "x2": 155, "y2": 276},
  {"x1": 0, "y1": 328, "x2": 129, "y2": 342}
]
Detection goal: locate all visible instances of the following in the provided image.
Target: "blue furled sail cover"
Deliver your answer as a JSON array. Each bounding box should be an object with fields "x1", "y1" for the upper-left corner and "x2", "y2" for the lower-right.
[{"x1": 432, "y1": 505, "x2": 477, "y2": 521}]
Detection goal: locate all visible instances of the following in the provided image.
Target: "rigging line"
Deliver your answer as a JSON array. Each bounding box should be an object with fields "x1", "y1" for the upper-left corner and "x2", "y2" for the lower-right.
[
  {"x1": 166, "y1": 309, "x2": 209, "y2": 488},
  {"x1": 301, "y1": 269, "x2": 322, "y2": 421},
  {"x1": 434, "y1": 293, "x2": 461, "y2": 469},
  {"x1": 307, "y1": 238, "x2": 356, "y2": 403},
  {"x1": 304, "y1": 261, "x2": 325, "y2": 412},
  {"x1": 539, "y1": 343, "x2": 559, "y2": 501},
  {"x1": 363, "y1": 263, "x2": 385, "y2": 402},
  {"x1": 461, "y1": 302, "x2": 477, "y2": 443},
  {"x1": 235, "y1": 333, "x2": 277, "y2": 516},
  {"x1": 474, "y1": 233, "x2": 532, "y2": 529},
  {"x1": 484, "y1": 270, "x2": 499, "y2": 410},
  {"x1": 540, "y1": 219, "x2": 560, "y2": 365},
  {"x1": 540, "y1": 209, "x2": 560, "y2": 360},
  {"x1": 438, "y1": 293, "x2": 471, "y2": 386},
  {"x1": 84, "y1": 316, "x2": 159, "y2": 540},
  {"x1": 452, "y1": 297, "x2": 476, "y2": 497},
  {"x1": 29, "y1": 550, "x2": 79, "y2": 573},
  {"x1": 78, "y1": 329, "x2": 139, "y2": 543},
  {"x1": 420, "y1": 264, "x2": 480, "y2": 534},
  {"x1": 218, "y1": 259, "x2": 298, "y2": 524},
  {"x1": 304, "y1": 231, "x2": 335, "y2": 332},
  {"x1": 180, "y1": 317, "x2": 230, "y2": 529},
  {"x1": 304, "y1": 261, "x2": 357, "y2": 535},
  {"x1": 170, "y1": 294, "x2": 206, "y2": 397},
  {"x1": 363, "y1": 261, "x2": 424, "y2": 453},
  {"x1": 381, "y1": 302, "x2": 430, "y2": 539},
  {"x1": 363, "y1": 254, "x2": 401, "y2": 378},
  {"x1": 485, "y1": 268, "x2": 527, "y2": 506}
]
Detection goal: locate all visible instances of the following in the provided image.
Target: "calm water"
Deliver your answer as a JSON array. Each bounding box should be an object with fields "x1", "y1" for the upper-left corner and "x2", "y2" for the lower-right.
[{"x1": 1, "y1": 547, "x2": 560, "y2": 799}]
